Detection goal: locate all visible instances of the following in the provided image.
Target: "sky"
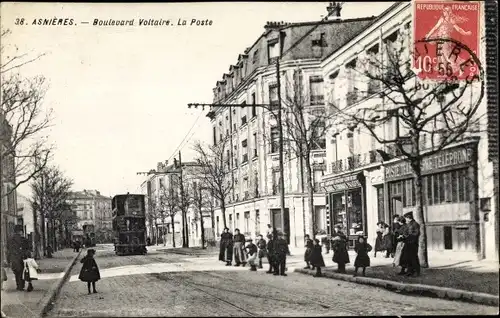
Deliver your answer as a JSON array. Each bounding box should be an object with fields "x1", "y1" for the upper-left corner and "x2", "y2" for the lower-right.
[{"x1": 1, "y1": 1, "x2": 394, "y2": 198}]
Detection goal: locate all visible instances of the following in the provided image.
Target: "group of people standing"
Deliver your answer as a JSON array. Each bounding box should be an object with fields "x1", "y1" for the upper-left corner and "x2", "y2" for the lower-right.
[
  {"x1": 303, "y1": 211, "x2": 422, "y2": 278},
  {"x1": 218, "y1": 225, "x2": 290, "y2": 276}
]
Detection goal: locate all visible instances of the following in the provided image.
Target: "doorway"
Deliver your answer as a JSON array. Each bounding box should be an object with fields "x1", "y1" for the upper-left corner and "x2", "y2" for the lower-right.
[
  {"x1": 390, "y1": 196, "x2": 403, "y2": 221},
  {"x1": 271, "y1": 208, "x2": 290, "y2": 244}
]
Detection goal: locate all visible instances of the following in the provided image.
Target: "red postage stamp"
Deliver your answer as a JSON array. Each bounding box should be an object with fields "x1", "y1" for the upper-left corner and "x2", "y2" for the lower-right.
[{"x1": 413, "y1": 0, "x2": 481, "y2": 81}]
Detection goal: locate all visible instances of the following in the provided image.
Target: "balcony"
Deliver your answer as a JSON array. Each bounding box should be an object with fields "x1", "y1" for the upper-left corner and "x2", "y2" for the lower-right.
[
  {"x1": 310, "y1": 95, "x2": 325, "y2": 106},
  {"x1": 241, "y1": 116, "x2": 247, "y2": 126}
]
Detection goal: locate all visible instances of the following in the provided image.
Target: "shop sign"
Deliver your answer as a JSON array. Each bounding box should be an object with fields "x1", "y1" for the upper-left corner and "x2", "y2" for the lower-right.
[
  {"x1": 385, "y1": 146, "x2": 474, "y2": 180},
  {"x1": 321, "y1": 174, "x2": 363, "y2": 192}
]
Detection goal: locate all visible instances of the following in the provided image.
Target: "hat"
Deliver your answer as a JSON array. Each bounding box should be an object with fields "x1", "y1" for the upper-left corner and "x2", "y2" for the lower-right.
[{"x1": 403, "y1": 211, "x2": 413, "y2": 218}]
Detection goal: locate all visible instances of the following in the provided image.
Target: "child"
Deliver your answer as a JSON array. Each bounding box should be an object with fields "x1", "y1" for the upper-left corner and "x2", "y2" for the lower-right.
[
  {"x1": 331, "y1": 224, "x2": 350, "y2": 274},
  {"x1": 245, "y1": 238, "x2": 258, "y2": 271},
  {"x1": 23, "y1": 252, "x2": 40, "y2": 292},
  {"x1": 310, "y1": 239, "x2": 325, "y2": 277},
  {"x1": 304, "y1": 234, "x2": 314, "y2": 270},
  {"x1": 354, "y1": 235, "x2": 372, "y2": 277},
  {"x1": 256, "y1": 235, "x2": 267, "y2": 269},
  {"x1": 78, "y1": 249, "x2": 101, "y2": 294},
  {"x1": 273, "y1": 231, "x2": 289, "y2": 276}
]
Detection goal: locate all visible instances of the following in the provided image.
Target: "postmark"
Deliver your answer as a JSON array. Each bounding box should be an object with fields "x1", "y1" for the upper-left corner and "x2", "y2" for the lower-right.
[{"x1": 412, "y1": 0, "x2": 481, "y2": 81}]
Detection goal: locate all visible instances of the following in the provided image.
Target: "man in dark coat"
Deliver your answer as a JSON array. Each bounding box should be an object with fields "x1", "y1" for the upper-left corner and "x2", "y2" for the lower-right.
[
  {"x1": 7, "y1": 225, "x2": 30, "y2": 290},
  {"x1": 266, "y1": 228, "x2": 277, "y2": 274},
  {"x1": 273, "y1": 231, "x2": 290, "y2": 276},
  {"x1": 403, "y1": 211, "x2": 421, "y2": 277}
]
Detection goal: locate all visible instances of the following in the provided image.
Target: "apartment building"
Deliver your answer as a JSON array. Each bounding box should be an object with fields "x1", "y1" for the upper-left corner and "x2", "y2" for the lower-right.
[
  {"x1": 207, "y1": 4, "x2": 377, "y2": 247},
  {"x1": 320, "y1": 2, "x2": 497, "y2": 260},
  {"x1": 68, "y1": 190, "x2": 112, "y2": 242}
]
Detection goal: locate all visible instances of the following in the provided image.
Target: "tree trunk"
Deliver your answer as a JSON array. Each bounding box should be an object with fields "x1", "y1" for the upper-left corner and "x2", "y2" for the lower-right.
[
  {"x1": 304, "y1": 155, "x2": 316, "y2": 239},
  {"x1": 200, "y1": 212, "x2": 206, "y2": 249},
  {"x1": 221, "y1": 200, "x2": 227, "y2": 229},
  {"x1": 155, "y1": 224, "x2": 159, "y2": 245},
  {"x1": 299, "y1": 154, "x2": 307, "y2": 239},
  {"x1": 210, "y1": 208, "x2": 215, "y2": 236},
  {"x1": 184, "y1": 210, "x2": 190, "y2": 248},
  {"x1": 33, "y1": 208, "x2": 41, "y2": 259},
  {"x1": 411, "y1": 160, "x2": 429, "y2": 268},
  {"x1": 58, "y1": 222, "x2": 64, "y2": 249},
  {"x1": 41, "y1": 212, "x2": 46, "y2": 256},
  {"x1": 171, "y1": 215, "x2": 176, "y2": 248}
]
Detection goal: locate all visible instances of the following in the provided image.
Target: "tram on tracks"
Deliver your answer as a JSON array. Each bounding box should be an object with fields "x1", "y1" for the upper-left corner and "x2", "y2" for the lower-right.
[{"x1": 112, "y1": 193, "x2": 147, "y2": 256}]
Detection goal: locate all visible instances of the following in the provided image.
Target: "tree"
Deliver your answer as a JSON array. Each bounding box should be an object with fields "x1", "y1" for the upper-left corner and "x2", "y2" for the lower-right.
[
  {"x1": 330, "y1": 30, "x2": 484, "y2": 268},
  {"x1": 158, "y1": 180, "x2": 180, "y2": 248},
  {"x1": 278, "y1": 68, "x2": 335, "y2": 238},
  {"x1": 190, "y1": 179, "x2": 212, "y2": 249},
  {"x1": 148, "y1": 198, "x2": 162, "y2": 245},
  {"x1": 193, "y1": 136, "x2": 233, "y2": 229},
  {"x1": 30, "y1": 165, "x2": 73, "y2": 255},
  {"x1": 1, "y1": 29, "x2": 53, "y2": 203}
]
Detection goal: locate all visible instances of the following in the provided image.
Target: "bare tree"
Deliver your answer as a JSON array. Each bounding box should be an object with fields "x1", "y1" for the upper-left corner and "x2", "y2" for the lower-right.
[
  {"x1": 1, "y1": 28, "x2": 53, "y2": 203},
  {"x1": 193, "y1": 136, "x2": 233, "y2": 229},
  {"x1": 148, "y1": 198, "x2": 162, "y2": 245},
  {"x1": 278, "y1": 68, "x2": 335, "y2": 238},
  {"x1": 158, "y1": 181, "x2": 180, "y2": 248},
  {"x1": 330, "y1": 30, "x2": 484, "y2": 267},
  {"x1": 30, "y1": 164, "x2": 73, "y2": 255},
  {"x1": 190, "y1": 178, "x2": 213, "y2": 249}
]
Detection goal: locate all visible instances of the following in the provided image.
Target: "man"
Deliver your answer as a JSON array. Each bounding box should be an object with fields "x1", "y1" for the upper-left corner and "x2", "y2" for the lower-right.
[
  {"x1": 403, "y1": 211, "x2": 421, "y2": 277},
  {"x1": 7, "y1": 225, "x2": 30, "y2": 290},
  {"x1": 273, "y1": 230, "x2": 290, "y2": 276},
  {"x1": 266, "y1": 224, "x2": 273, "y2": 240},
  {"x1": 266, "y1": 229, "x2": 276, "y2": 274}
]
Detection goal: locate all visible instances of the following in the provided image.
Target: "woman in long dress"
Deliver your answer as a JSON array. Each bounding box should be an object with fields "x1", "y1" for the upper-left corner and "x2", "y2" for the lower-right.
[
  {"x1": 219, "y1": 227, "x2": 233, "y2": 266},
  {"x1": 374, "y1": 222, "x2": 385, "y2": 257},
  {"x1": 232, "y1": 229, "x2": 247, "y2": 267},
  {"x1": 392, "y1": 217, "x2": 409, "y2": 275}
]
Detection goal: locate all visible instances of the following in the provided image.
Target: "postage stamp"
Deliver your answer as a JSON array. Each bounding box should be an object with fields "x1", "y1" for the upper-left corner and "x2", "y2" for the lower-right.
[{"x1": 412, "y1": 0, "x2": 481, "y2": 81}]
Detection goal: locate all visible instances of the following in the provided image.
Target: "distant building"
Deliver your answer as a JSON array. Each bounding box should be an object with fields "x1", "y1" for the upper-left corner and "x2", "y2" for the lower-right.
[
  {"x1": 68, "y1": 190, "x2": 112, "y2": 243},
  {"x1": 16, "y1": 194, "x2": 34, "y2": 249}
]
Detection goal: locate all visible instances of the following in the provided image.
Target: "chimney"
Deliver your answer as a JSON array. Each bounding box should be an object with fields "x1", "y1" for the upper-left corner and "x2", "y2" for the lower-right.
[{"x1": 326, "y1": 2, "x2": 342, "y2": 20}]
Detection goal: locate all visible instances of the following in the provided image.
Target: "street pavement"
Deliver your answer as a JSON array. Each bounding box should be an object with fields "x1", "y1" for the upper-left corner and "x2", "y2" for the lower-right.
[{"x1": 46, "y1": 244, "x2": 498, "y2": 317}]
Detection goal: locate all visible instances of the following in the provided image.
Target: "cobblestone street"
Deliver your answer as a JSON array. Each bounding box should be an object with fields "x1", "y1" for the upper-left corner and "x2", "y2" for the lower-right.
[{"x1": 46, "y1": 245, "x2": 498, "y2": 317}]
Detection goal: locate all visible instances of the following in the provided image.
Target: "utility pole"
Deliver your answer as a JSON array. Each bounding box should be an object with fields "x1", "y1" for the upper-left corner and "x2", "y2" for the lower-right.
[
  {"x1": 275, "y1": 60, "x2": 286, "y2": 242},
  {"x1": 178, "y1": 151, "x2": 189, "y2": 248}
]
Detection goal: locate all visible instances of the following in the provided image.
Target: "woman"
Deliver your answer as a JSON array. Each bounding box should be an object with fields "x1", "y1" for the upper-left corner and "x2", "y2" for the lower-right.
[
  {"x1": 331, "y1": 225, "x2": 350, "y2": 274},
  {"x1": 233, "y1": 229, "x2": 247, "y2": 267},
  {"x1": 219, "y1": 227, "x2": 233, "y2": 266},
  {"x1": 374, "y1": 222, "x2": 385, "y2": 258},
  {"x1": 310, "y1": 239, "x2": 325, "y2": 277},
  {"x1": 304, "y1": 234, "x2": 314, "y2": 269},
  {"x1": 392, "y1": 216, "x2": 408, "y2": 275},
  {"x1": 382, "y1": 223, "x2": 394, "y2": 258}
]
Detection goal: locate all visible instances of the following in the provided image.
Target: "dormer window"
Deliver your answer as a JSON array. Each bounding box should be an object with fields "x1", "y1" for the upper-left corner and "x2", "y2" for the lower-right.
[
  {"x1": 252, "y1": 50, "x2": 259, "y2": 64},
  {"x1": 268, "y1": 38, "x2": 279, "y2": 64}
]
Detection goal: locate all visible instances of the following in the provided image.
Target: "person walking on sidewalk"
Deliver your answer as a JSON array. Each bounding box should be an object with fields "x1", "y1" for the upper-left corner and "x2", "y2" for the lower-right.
[
  {"x1": 353, "y1": 236, "x2": 372, "y2": 277},
  {"x1": 402, "y1": 211, "x2": 421, "y2": 277},
  {"x1": 23, "y1": 252, "x2": 40, "y2": 292},
  {"x1": 219, "y1": 227, "x2": 233, "y2": 266},
  {"x1": 331, "y1": 224, "x2": 350, "y2": 274},
  {"x1": 233, "y1": 229, "x2": 247, "y2": 267},
  {"x1": 79, "y1": 249, "x2": 101, "y2": 294},
  {"x1": 303, "y1": 234, "x2": 314, "y2": 269},
  {"x1": 273, "y1": 231, "x2": 289, "y2": 276},
  {"x1": 374, "y1": 222, "x2": 385, "y2": 258},
  {"x1": 382, "y1": 224, "x2": 394, "y2": 258},
  {"x1": 310, "y1": 239, "x2": 325, "y2": 277},
  {"x1": 256, "y1": 234, "x2": 267, "y2": 269},
  {"x1": 245, "y1": 238, "x2": 258, "y2": 271},
  {"x1": 7, "y1": 225, "x2": 30, "y2": 291}
]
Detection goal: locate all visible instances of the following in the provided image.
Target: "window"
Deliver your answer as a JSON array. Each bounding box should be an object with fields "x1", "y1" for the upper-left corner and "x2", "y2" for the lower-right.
[
  {"x1": 229, "y1": 214, "x2": 233, "y2": 231},
  {"x1": 255, "y1": 210, "x2": 260, "y2": 232},
  {"x1": 376, "y1": 186, "x2": 385, "y2": 222},
  {"x1": 254, "y1": 171, "x2": 259, "y2": 197},
  {"x1": 270, "y1": 127, "x2": 279, "y2": 153},
  {"x1": 253, "y1": 133, "x2": 258, "y2": 157},
  {"x1": 422, "y1": 169, "x2": 470, "y2": 206},
  {"x1": 268, "y1": 40, "x2": 279, "y2": 64},
  {"x1": 269, "y1": 84, "x2": 278, "y2": 109},
  {"x1": 313, "y1": 170, "x2": 324, "y2": 192},
  {"x1": 312, "y1": 32, "x2": 326, "y2": 47},
  {"x1": 251, "y1": 93, "x2": 257, "y2": 117},
  {"x1": 236, "y1": 213, "x2": 240, "y2": 229},
  {"x1": 244, "y1": 211, "x2": 250, "y2": 233},
  {"x1": 253, "y1": 49, "x2": 259, "y2": 64},
  {"x1": 242, "y1": 139, "x2": 248, "y2": 163},
  {"x1": 241, "y1": 115, "x2": 247, "y2": 126},
  {"x1": 309, "y1": 76, "x2": 324, "y2": 105},
  {"x1": 272, "y1": 170, "x2": 280, "y2": 195}
]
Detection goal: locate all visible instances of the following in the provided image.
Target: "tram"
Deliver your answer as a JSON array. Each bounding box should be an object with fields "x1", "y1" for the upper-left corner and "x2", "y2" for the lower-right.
[{"x1": 112, "y1": 194, "x2": 147, "y2": 256}]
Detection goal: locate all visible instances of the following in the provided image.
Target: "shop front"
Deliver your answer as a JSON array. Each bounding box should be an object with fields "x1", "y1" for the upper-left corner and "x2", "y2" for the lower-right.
[
  {"x1": 323, "y1": 172, "x2": 367, "y2": 249},
  {"x1": 384, "y1": 141, "x2": 480, "y2": 256}
]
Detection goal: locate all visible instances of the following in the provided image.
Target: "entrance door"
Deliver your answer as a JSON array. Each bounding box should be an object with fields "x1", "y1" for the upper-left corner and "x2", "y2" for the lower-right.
[
  {"x1": 271, "y1": 208, "x2": 290, "y2": 244},
  {"x1": 390, "y1": 196, "x2": 403, "y2": 221}
]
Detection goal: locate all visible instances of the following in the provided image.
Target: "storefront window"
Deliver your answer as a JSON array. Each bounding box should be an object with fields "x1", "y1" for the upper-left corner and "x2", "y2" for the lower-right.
[
  {"x1": 330, "y1": 193, "x2": 346, "y2": 233},
  {"x1": 376, "y1": 186, "x2": 384, "y2": 222},
  {"x1": 347, "y1": 190, "x2": 363, "y2": 236}
]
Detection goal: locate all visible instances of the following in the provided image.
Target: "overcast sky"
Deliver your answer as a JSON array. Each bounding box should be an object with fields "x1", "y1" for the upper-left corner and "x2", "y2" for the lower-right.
[{"x1": 1, "y1": 1, "x2": 394, "y2": 197}]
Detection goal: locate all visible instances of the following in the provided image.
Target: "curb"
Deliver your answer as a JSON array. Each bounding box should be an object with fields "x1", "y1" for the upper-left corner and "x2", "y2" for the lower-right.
[
  {"x1": 38, "y1": 249, "x2": 83, "y2": 317},
  {"x1": 294, "y1": 268, "x2": 499, "y2": 306},
  {"x1": 158, "y1": 248, "x2": 218, "y2": 256}
]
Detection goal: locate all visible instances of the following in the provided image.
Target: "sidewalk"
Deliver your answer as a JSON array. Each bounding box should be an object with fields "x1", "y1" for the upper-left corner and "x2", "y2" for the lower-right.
[
  {"x1": 156, "y1": 246, "x2": 219, "y2": 256},
  {"x1": 292, "y1": 247, "x2": 499, "y2": 305},
  {"x1": 1, "y1": 248, "x2": 79, "y2": 318}
]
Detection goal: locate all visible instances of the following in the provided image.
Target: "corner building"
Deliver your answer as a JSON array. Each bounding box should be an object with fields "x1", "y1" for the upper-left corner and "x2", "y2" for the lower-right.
[
  {"x1": 207, "y1": 5, "x2": 376, "y2": 247},
  {"x1": 320, "y1": 2, "x2": 497, "y2": 260}
]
